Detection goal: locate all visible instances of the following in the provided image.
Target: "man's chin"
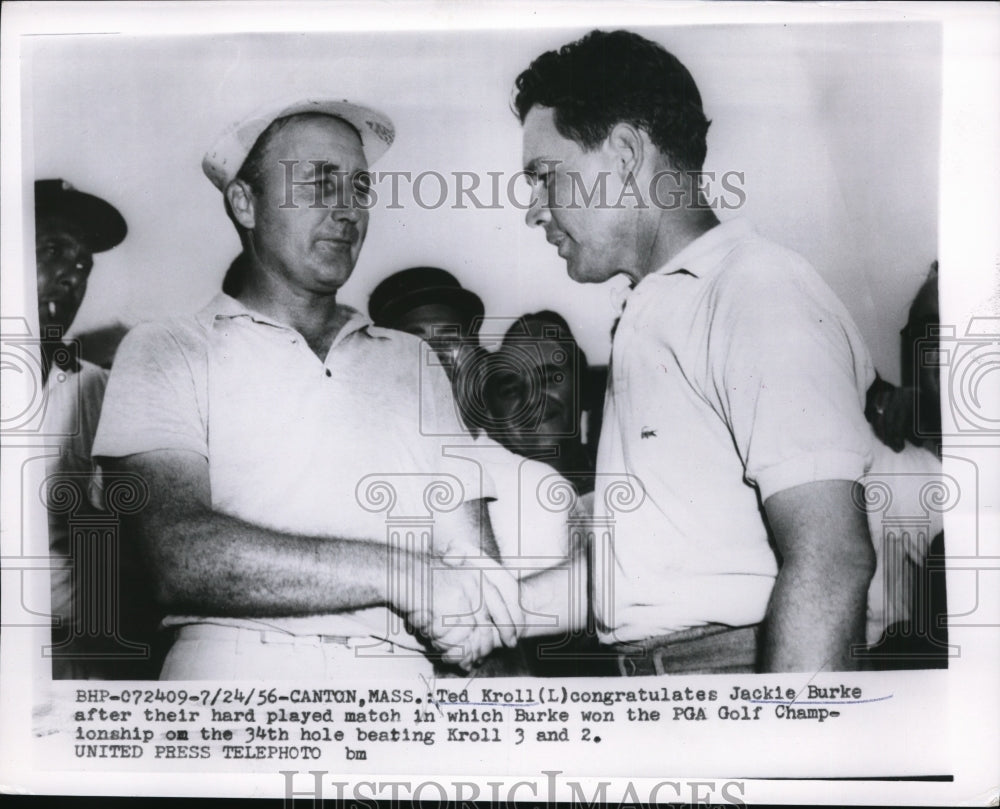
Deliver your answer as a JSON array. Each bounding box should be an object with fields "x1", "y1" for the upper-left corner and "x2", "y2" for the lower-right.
[
  {"x1": 566, "y1": 257, "x2": 601, "y2": 285},
  {"x1": 37, "y1": 312, "x2": 71, "y2": 337},
  {"x1": 312, "y1": 265, "x2": 355, "y2": 292}
]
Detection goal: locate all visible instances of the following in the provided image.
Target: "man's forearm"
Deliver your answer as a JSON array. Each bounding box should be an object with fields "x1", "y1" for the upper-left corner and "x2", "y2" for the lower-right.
[
  {"x1": 132, "y1": 504, "x2": 421, "y2": 617},
  {"x1": 516, "y1": 549, "x2": 589, "y2": 639},
  {"x1": 759, "y1": 558, "x2": 871, "y2": 672},
  {"x1": 113, "y1": 452, "x2": 496, "y2": 621},
  {"x1": 760, "y1": 480, "x2": 876, "y2": 672}
]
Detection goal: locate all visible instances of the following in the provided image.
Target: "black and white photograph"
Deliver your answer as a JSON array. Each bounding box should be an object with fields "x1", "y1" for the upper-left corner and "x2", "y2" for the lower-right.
[{"x1": 1, "y1": 1, "x2": 997, "y2": 804}]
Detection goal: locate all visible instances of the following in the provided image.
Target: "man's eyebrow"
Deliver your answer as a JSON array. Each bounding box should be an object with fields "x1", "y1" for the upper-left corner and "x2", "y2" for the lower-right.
[
  {"x1": 38, "y1": 234, "x2": 76, "y2": 246},
  {"x1": 299, "y1": 161, "x2": 347, "y2": 176},
  {"x1": 523, "y1": 158, "x2": 545, "y2": 177},
  {"x1": 523, "y1": 157, "x2": 561, "y2": 178}
]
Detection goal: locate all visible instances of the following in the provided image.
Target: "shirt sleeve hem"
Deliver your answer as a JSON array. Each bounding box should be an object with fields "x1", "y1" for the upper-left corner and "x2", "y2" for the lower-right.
[
  {"x1": 754, "y1": 450, "x2": 869, "y2": 502},
  {"x1": 92, "y1": 432, "x2": 208, "y2": 461}
]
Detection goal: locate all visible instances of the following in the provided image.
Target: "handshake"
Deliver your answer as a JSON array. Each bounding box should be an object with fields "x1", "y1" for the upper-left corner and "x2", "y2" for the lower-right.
[{"x1": 393, "y1": 554, "x2": 527, "y2": 671}]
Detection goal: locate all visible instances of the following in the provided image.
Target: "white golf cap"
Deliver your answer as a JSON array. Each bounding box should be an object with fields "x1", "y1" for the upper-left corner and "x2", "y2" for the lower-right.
[{"x1": 202, "y1": 97, "x2": 395, "y2": 191}]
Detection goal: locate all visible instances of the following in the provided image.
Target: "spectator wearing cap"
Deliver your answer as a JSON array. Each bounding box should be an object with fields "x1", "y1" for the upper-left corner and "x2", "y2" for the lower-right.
[
  {"x1": 34, "y1": 179, "x2": 150, "y2": 678},
  {"x1": 368, "y1": 266, "x2": 488, "y2": 432},
  {"x1": 93, "y1": 98, "x2": 521, "y2": 680},
  {"x1": 35, "y1": 179, "x2": 126, "y2": 378}
]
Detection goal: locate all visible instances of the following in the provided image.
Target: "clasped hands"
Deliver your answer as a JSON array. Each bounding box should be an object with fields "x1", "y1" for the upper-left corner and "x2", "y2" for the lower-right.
[{"x1": 397, "y1": 553, "x2": 524, "y2": 671}]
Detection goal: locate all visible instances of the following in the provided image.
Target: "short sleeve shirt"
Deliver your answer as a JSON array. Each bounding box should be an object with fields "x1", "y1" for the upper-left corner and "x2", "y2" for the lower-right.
[
  {"x1": 93, "y1": 292, "x2": 488, "y2": 642},
  {"x1": 592, "y1": 218, "x2": 876, "y2": 643}
]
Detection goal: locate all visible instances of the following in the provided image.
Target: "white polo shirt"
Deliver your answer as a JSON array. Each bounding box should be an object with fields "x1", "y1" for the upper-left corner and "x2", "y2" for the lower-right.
[
  {"x1": 592, "y1": 218, "x2": 876, "y2": 644},
  {"x1": 93, "y1": 292, "x2": 488, "y2": 646}
]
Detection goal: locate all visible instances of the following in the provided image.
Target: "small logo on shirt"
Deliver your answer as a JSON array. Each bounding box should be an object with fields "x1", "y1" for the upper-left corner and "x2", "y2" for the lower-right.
[{"x1": 640, "y1": 426, "x2": 657, "y2": 439}]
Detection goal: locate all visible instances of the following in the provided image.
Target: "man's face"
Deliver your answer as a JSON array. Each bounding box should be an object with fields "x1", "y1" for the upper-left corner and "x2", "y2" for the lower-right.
[
  {"x1": 35, "y1": 214, "x2": 93, "y2": 334},
  {"x1": 249, "y1": 116, "x2": 369, "y2": 294},
  {"x1": 522, "y1": 106, "x2": 633, "y2": 284},
  {"x1": 486, "y1": 333, "x2": 578, "y2": 453},
  {"x1": 391, "y1": 302, "x2": 469, "y2": 376}
]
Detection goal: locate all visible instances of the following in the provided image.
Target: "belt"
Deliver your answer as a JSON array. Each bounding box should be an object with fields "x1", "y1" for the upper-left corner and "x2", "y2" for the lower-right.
[
  {"x1": 610, "y1": 623, "x2": 760, "y2": 676},
  {"x1": 175, "y1": 623, "x2": 359, "y2": 647}
]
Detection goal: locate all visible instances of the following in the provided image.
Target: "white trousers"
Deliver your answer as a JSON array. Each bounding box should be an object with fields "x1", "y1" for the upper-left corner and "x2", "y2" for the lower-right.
[{"x1": 159, "y1": 624, "x2": 435, "y2": 681}]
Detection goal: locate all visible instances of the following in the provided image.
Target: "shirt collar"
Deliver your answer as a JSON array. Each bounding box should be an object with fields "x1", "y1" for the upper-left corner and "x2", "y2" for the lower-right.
[
  {"x1": 200, "y1": 291, "x2": 374, "y2": 345},
  {"x1": 44, "y1": 341, "x2": 82, "y2": 376},
  {"x1": 652, "y1": 217, "x2": 756, "y2": 280}
]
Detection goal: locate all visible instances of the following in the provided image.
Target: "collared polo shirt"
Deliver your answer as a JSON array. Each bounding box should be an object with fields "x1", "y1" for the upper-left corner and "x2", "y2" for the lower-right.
[
  {"x1": 94, "y1": 292, "x2": 487, "y2": 644},
  {"x1": 592, "y1": 218, "x2": 875, "y2": 644}
]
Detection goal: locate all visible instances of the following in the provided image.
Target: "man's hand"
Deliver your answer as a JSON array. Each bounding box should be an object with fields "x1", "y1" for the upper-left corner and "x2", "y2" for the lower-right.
[
  {"x1": 398, "y1": 557, "x2": 523, "y2": 670},
  {"x1": 865, "y1": 375, "x2": 915, "y2": 452}
]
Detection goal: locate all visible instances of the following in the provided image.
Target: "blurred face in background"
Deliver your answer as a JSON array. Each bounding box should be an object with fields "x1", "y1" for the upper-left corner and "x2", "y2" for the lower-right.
[
  {"x1": 36, "y1": 214, "x2": 93, "y2": 334},
  {"x1": 485, "y1": 330, "x2": 579, "y2": 456},
  {"x1": 391, "y1": 302, "x2": 470, "y2": 379}
]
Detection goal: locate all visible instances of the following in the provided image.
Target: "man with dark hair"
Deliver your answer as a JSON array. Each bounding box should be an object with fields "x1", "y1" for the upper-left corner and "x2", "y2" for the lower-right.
[
  {"x1": 511, "y1": 30, "x2": 877, "y2": 674},
  {"x1": 93, "y1": 98, "x2": 520, "y2": 679},
  {"x1": 484, "y1": 310, "x2": 594, "y2": 495}
]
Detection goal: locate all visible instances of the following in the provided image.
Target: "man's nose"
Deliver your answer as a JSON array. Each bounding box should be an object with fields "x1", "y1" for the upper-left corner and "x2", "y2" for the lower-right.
[
  {"x1": 331, "y1": 201, "x2": 363, "y2": 224},
  {"x1": 525, "y1": 186, "x2": 551, "y2": 228},
  {"x1": 55, "y1": 259, "x2": 88, "y2": 290}
]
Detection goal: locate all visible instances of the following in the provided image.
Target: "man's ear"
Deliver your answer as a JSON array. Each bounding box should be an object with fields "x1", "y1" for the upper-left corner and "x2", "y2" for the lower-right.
[
  {"x1": 606, "y1": 123, "x2": 646, "y2": 181},
  {"x1": 225, "y1": 179, "x2": 257, "y2": 230}
]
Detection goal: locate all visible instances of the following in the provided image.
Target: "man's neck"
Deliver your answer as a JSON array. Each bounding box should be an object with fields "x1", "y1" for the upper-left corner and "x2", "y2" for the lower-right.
[
  {"x1": 238, "y1": 273, "x2": 349, "y2": 360},
  {"x1": 631, "y1": 197, "x2": 720, "y2": 285},
  {"x1": 40, "y1": 336, "x2": 80, "y2": 385}
]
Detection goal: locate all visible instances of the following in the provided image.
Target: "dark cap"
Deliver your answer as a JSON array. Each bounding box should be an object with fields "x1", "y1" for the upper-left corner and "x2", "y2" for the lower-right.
[
  {"x1": 368, "y1": 267, "x2": 484, "y2": 329},
  {"x1": 34, "y1": 179, "x2": 127, "y2": 253}
]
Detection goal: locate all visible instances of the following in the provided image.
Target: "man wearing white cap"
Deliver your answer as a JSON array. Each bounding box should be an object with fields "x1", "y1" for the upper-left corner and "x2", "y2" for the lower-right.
[{"x1": 93, "y1": 98, "x2": 521, "y2": 679}]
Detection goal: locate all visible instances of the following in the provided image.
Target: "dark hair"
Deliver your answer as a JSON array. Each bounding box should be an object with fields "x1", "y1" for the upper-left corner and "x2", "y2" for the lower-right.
[
  {"x1": 222, "y1": 251, "x2": 249, "y2": 297},
  {"x1": 500, "y1": 309, "x2": 589, "y2": 398},
  {"x1": 902, "y1": 262, "x2": 940, "y2": 440},
  {"x1": 505, "y1": 310, "x2": 577, "y2": 348},
  {"x1": 513, "y1": 30, "x2": 711, "y2": 172}
]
